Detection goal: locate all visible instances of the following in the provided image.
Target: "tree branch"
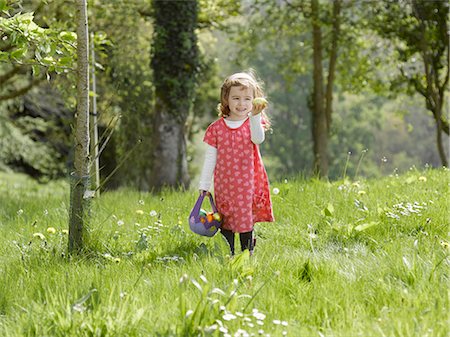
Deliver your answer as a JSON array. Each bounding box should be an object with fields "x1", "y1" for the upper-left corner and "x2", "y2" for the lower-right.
[{"x1": 0, "y1": 78, "x2": 44, "y2": 101}]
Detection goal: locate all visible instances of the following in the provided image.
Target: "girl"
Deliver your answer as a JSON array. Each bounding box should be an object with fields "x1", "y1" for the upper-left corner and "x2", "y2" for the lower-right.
[{"x1": 199, "y1": 71, "x2": 274, "y2": 255}]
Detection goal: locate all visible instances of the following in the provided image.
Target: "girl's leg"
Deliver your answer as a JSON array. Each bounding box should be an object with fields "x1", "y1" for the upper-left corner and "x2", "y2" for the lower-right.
[
  {"x1": 220, "y1": 229, "x2": 235, "y2": 255},
  {"x1": 239, "y1": 230, "x2": 254, "y2": 253}
]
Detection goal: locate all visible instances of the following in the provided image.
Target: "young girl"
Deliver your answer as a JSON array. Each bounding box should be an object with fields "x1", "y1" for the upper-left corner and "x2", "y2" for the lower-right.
[{"x1": 199, "y1": 71, "x2": 274, "y2": 255}]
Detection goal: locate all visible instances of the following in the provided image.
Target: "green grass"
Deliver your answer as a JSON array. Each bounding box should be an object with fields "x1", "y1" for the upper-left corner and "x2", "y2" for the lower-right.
[{"x1": 0, "y1": 169, "x2": 448, "y2": 336}]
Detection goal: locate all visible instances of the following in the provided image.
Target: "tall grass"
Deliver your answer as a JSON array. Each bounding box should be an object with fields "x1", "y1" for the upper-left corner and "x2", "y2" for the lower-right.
[{"x1": 0, "y1": 168, "x2": 448, "y2": 336}]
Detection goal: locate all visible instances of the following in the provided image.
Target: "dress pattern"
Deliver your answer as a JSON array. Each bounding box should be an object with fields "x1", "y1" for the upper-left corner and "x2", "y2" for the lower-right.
[{"x1": 203, "y1": 118, "x2": 274, "y2": 233}]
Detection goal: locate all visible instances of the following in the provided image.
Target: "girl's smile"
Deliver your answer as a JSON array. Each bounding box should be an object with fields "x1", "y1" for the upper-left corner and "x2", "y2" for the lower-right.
[{"x1": 227, "y1": 86, "x2": 254, "y2": 121}]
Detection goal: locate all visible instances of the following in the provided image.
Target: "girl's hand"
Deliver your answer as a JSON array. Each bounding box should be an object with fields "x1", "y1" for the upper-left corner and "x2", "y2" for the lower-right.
[{"x1": 252, "y1": 97, "x2": 268, "y2": 115}]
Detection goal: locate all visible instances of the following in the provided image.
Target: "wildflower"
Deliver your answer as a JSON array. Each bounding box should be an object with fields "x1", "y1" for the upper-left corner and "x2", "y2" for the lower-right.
[
  {"x1": 46, "y1": 227, "x2": 56, "y2": 234},
  {"x1": 273, "y1": 320, "x2": 281, "y2": 325},
  {"x1": 441, "y1": 240, "x2": 449, "y2": 250},
  {"x1": 117, "y1": 220, "x2": 124, "y2": 226},
  {"x1": 185, "y1": 310, "x2": 194, "y2": 318},
  {"x1": 272, "y1": 188, "x2": 280, "y2": 195},
  {"x1": 418, "y1": 176, "x2": 427, "y2": 182},
  {"x1": 43, "y1": 209, "x2": 49, "y2": 216},
  {"x1": 17, "y1": 209, "x2": 24, "y2": 215},
  {"x1": 149, "y1": 210, "x2": 157, "y2": 217},
  {"x1": 252, "y1": 310, "x2": 266, "y2": 320},
  {"x1": 357, "y1": 190, "x2": 366, "y2": 196},
  {"x1": 114, "y1": 257, "x2": 121, "y2": 263},
  {"x1": 205, "y1": 325, "x2": 218, "y2": 333},
  {"x1": 62, "y1": 229, "x2": 69, "y2": 235},
  {"x1": 179, "y1": 274, "x2": 188, "y2": 284},
  {"x1": 136, "y1": 209, "x2": 144, "y2": 215},
  {"x1": 223, "y1": 313, "x2": 237, "y2": 321},
  {"x1": 33, "y1": 232, "x2": 46, "y2": 240},
  {"x1": 138, "y1": 199, "x2": 145, "y2": 205},
  {"x1": 235, "y1": 329, "x2": 250, "y2": 337}
]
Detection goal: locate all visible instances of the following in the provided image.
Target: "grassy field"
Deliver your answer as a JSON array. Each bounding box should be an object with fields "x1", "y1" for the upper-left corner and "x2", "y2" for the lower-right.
[{"x1": 0, "y1": 169, "x2": 448, "y2": 336}]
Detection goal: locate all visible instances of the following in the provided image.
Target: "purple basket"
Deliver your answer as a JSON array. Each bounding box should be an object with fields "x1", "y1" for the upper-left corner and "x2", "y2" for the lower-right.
[{"x1": 189, "y1": 192, "x2": 222, "y2": 237}]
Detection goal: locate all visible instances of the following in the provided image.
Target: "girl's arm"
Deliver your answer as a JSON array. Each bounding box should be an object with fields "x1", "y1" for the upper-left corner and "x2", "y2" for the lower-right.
[
  {"x1": 199, "y1": 144, "x2": 217, "y2": 191},
  {"x1": 250, "y1": 113, "x2": 265, "y2": 144}
]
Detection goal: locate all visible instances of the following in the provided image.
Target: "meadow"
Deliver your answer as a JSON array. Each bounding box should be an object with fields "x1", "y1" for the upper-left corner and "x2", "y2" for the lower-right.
[{"x1": 0, "y1": 169, "x2": 448, "y2": 337}]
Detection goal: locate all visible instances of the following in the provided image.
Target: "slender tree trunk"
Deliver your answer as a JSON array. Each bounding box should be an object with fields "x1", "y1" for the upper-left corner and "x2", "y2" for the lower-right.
[
  {"x1": 69, "y1": 0, "x2": 90, "y2": 253},
  {"x1": 90, "y1": 33, "x2": 100, "y2": 195},
  {"x1": 325, "y1": 0, "x2": 341, "y2": 133},
  {"x1": 311, "y1": 0, "x2": 328, "y2": 177}
]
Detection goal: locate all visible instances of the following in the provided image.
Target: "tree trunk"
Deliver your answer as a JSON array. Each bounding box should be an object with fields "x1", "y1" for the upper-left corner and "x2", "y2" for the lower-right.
[
  {"x1": 325, "y1": 0, "x2": 341, "y2": 133},
  {"x1": 311, "y1": 0, "x2": 328, "y2": 177},
  {"x1": 151, "y1": 99, "x2": 189, "y2": 189},
  {"x1": 69, "y1": 0, "x2": 90, "y2": 253},
  {"x1": 150, "y1": 0, "x2": 198, "y2": 190}
]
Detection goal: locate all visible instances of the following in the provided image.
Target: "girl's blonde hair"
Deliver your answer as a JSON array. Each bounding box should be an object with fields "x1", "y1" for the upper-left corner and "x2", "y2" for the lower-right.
[{"x1": 217, "y1": 70, "x2": 271, "y2": 130}]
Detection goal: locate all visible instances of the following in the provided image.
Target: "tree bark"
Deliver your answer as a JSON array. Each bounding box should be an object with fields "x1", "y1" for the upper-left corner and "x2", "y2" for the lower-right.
[
  {"x1": 311, "y1": 0, "x2": 328, "y2": 177},
  {"x1": 151, "y1": 99, "x2": 189, "y2": 190},
  {"x1": 150, "y1": 0, "x2": 198, "y2": 190},
  {"x1": 325, "y1": 0, "x2": 341, "y2": 133},
  {"x1": 69, "y1": 0, "x2": 90, "y2": 253}
]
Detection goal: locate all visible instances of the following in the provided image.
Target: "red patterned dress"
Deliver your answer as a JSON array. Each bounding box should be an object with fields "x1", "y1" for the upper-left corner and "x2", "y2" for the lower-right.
[{"x1": 203, "y1": 117, "x2": 274, "y2": 233}]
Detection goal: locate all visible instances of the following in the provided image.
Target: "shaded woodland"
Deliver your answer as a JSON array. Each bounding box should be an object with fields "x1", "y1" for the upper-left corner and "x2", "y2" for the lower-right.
[{"x1": 1, "y1": 0, "x2": 448, "y2": 190}]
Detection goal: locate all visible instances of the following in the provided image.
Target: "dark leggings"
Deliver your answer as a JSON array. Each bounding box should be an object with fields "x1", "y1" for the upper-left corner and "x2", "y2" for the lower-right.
[{"x1": 220, "y1": 229, "x2": 254, "y2": 255}]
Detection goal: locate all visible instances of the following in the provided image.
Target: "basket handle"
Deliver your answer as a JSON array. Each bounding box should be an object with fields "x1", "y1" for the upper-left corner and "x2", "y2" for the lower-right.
[
  {"x1": 207, "y1": 193, "x2": 219, "y2": 213},
  {"x1": 190, "y1": 192, "x2": 206, "y2": 220}
]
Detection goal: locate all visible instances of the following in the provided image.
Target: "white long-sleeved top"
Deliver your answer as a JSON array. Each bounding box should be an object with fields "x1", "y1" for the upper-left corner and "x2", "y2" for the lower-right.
[{"x1": 198, "y1": 114, "x2": 265, "y2": 191}]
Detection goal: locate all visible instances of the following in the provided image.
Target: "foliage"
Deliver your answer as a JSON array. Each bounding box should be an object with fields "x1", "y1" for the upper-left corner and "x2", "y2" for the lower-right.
[
  {"x1": 364, "y1": 0, "x2": 449, "y2": 165},
  {"x1": 151, "y1": 0, "x2": 199, "y2": 120},
  {"x1": 0, "y1": 1, "x2": 76, "y2": 75},
  {"x1": 0, "y1": 169, "x2": 448, "y2": 335}
]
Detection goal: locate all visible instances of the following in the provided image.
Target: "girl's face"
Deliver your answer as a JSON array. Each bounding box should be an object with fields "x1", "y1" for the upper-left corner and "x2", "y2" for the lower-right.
[{"x1": 226, "y1": 85, "x2": 254, "y2": 121}]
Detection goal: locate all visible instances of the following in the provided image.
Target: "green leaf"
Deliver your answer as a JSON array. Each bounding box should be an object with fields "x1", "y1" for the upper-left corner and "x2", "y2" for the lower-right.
[
  {"x1": 59, "y1": 31, "x2": 77, "y2": 42},
  {"x1": 0, "y1": 0, "x2": 7, "y2": 12},
  {"x1": 10, "y1": 47, "x2": 27, "y2": 59},
  {"x1": 354, "y1": 221, "x2": 379, "y2": 232},
  {"x1": 323, "y1": 203, "x2": 335, "y2": 217},
  {"x1": 57, "y1": 56, "x2": 72, "y2": 66},
  {"x1": 32, "y1": 64, "x2": 41, "y2": 77}
]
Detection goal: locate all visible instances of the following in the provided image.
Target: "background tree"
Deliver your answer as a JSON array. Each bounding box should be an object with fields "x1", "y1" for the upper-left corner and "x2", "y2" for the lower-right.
[
  {"x1": 368, "y1": 0, "x2": 449, "y2": 166},
  {"x1": 149, "y1": 0, "x2": 199, "y2": 190},
  {"x1": 0, "y1": 1, "x2": 76, "y2": 178},
  {"x1": 68, "y1": 0, "x2": 90, "y2": 253},
  {"x1": 310, "y1": 0, "x2": 342, "y2": 177}
]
